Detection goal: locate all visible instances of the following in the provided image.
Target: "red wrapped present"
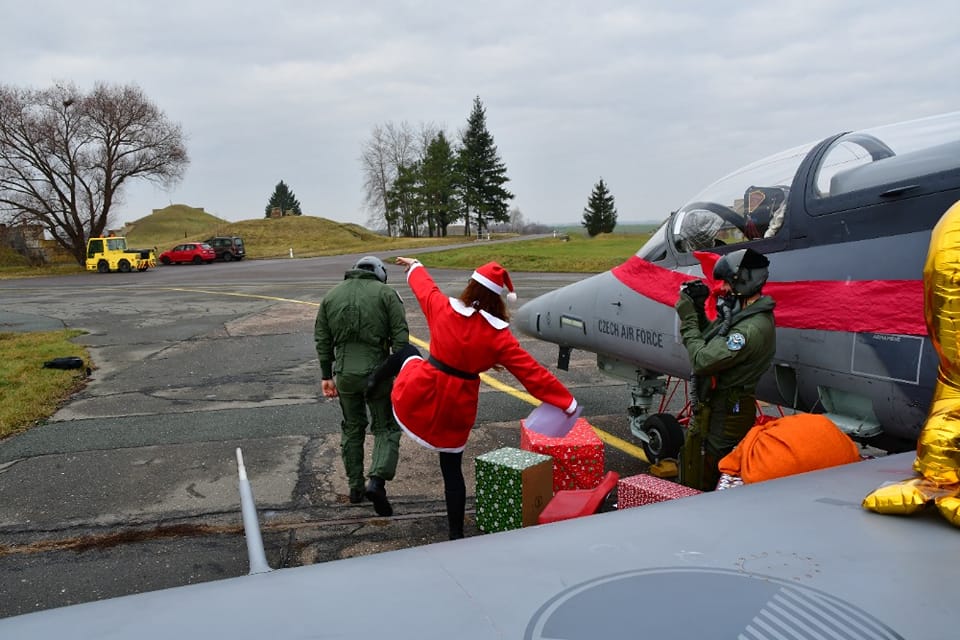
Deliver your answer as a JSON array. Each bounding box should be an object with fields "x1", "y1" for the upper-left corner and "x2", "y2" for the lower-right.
[
  {"x1": 617, "y1": 473, "x2": 701, "y2": 509},
  {"x1": 520, "y1": 417, "x2": 604, "y2": 492}
]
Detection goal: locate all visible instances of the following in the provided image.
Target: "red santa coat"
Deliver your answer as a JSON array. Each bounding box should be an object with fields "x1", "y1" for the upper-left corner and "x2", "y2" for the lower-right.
[{"x1": 392, "y1": 263, "x2": 578, "y2": 452}]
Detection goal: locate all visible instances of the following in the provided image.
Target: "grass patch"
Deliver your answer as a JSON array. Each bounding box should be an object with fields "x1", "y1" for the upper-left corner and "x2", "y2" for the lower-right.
[
  {"x1": 0, "y1": 330, "x2": 90, "y2": 439},
  {"x1": 400, "y1": 232, "x2": 650, "y2": 272}
]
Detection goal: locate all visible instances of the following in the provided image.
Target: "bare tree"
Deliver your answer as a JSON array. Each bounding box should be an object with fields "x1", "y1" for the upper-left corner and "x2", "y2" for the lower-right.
[
  {"x1": 0, "y1": 82, "x2": 188, "y2": 264},
  {"x1": 361, "y1": 121, "x2": 425, "y2": 236},
  {"x1": 508, "y1": 206, "x2": 525, "y2": 233}
]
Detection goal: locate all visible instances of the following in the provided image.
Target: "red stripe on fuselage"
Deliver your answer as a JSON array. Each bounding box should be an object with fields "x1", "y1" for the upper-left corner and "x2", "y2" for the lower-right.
[{"x1": 611, "y1": 255, "x2": 926, "y2": 336}]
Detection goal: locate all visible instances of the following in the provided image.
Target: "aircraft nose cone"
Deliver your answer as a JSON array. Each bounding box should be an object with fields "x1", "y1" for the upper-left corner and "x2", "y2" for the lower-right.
[{"x1": 514, "y1": 298, "x2": 538, "y2": 337}]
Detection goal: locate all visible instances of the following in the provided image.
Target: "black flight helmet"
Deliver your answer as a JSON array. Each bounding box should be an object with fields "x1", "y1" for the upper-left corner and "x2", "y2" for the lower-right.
[
  {"x1": 353, "y1": 256, "x2": 387, "y2": 283},
  {"x1": 713, "y1": 248, "x2": 769, "y2": 297}
]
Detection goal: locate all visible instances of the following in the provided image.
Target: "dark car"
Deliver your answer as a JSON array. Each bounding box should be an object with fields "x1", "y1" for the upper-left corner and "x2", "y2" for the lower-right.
[
  {"x1": 204, "y1": 236, "x2": 245, "y2": 261},
  {"x1": 158, "y1": 242, "x2": 216, "y2": 265}
]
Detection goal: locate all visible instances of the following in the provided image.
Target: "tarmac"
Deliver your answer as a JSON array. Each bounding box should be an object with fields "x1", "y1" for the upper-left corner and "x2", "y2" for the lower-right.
[{"x1": 0, "y1": 259, "x2": 644, "y2": 619}]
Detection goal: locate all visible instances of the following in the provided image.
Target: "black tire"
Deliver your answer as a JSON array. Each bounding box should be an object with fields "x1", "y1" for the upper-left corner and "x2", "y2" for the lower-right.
[
  {"x1": 192, "y1": 255, "x2": 202, "y2": 265},
  {"x1": 641, "y1": 413, "x2": 684, "y2": 463},
  {"x1": 118, "y1": 260, "x2": 131, "y2": 273},
  {"x1": 161, "y1": 256, "x2": 171, "y2": 265},
  {"x1": 223, "y1": 252, "x2": 233, "y2": 262},
  {"x1": 97, "y1": 260, "x2": 109, "y2": 273}
]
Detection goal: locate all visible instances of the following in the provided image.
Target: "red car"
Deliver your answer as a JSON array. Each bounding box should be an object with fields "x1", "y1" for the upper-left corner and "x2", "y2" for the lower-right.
[{"x1": 159, "y1": 242, "x2": 216, "y2": 265}]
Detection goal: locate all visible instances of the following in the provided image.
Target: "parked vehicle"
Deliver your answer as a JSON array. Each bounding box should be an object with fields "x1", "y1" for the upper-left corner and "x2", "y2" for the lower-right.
[
  {"x1": 85, "y1": 236, "x2": 156, "y2": 273},
  {"x1": 159, "y1": 242, "x2": 216, "y2": 265},
  {"x1": 204, "y1": 236, "x2": 245, "y2": 261}
]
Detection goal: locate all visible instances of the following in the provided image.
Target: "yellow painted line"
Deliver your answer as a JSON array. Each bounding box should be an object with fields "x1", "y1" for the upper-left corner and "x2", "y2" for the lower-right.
[
  {"x1": 162, "y1": 286, "x2": 648, "y2": 462},
  {"x1": 162, "y1": 287, "x2": 317, "y2": 306},
  {"x1": 593, "y1": 428, "x2": 649, "y2": 462}
]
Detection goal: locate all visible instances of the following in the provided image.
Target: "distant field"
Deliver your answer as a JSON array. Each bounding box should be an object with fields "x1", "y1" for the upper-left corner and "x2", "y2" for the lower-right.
[
  {"x1": 553, "y1": 222, "x2": 660, "y2": 236},
  {"x1": 0, "y1": 206, "x2": 654, "y2": 277},
  {"x1": 402, "y1": 232, "x2": 649, "y2": 273}
]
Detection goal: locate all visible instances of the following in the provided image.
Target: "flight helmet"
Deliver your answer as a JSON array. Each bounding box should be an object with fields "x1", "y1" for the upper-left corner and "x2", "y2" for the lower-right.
[
  {"x1": 353, "y1": 256, "x2": 387, "y2": 283},
  {"x1": 713, "y1": 248, "x2": 769, "y2": 297}
]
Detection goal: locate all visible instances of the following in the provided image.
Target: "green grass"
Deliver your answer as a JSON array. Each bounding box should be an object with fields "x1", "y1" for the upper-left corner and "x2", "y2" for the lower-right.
[
  {"x1": 0, "y1": 330, "x2": 90, "y2": 439},
  {"x1": 401, "y1": 232, "x2": 649, "y2": 272}
]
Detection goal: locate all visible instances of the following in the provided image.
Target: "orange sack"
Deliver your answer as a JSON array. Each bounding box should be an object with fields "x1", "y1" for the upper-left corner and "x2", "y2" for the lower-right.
[{"x1": 718, "y1": 414, "x2": 861, "y2": 484}]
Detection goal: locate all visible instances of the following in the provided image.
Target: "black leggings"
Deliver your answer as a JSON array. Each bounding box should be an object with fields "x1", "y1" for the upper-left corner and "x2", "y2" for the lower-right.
[{"x1": 439, "y1": 451, "x2": 465, "y2": 539}]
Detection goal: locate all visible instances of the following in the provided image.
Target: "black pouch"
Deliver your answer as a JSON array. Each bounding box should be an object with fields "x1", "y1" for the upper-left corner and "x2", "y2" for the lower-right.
[{"x1": 42, "y1": 356, "x2": 84, "y2": 370}]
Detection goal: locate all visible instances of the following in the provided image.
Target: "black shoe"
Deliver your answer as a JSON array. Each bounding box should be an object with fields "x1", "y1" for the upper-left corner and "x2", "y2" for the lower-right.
[
  {"x1": 349, "y1": 488, "x2": 365, "y2": 504},
  {"x1": 365, "y1": 476, "x2": 393, "y2": 516}
]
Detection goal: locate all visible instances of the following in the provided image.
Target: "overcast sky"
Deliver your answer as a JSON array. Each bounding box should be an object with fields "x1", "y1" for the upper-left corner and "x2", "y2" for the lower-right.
[{"x1": 3, "y1": 1, "x2": 959, "y2": 228}]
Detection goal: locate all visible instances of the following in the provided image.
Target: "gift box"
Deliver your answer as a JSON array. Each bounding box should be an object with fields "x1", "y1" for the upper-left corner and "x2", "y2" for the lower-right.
[
  {"x1": 617, "y1": 473, "x2": 701, "y2": 509},
  {"x1": 520, "y1": 417, "x2": 604, "y2": 492},
  {"x1": 475, "y1": 447, "x2": 553, "y2": 533}
]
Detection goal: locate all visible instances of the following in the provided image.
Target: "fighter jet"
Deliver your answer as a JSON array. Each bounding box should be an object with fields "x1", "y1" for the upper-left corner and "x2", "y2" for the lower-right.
[
  {"x1": 0, "y1": 451, "x2": 951, "y2": 638},
  {"x1": 514, "y1": 111, "x2": 960, "y2": 461}
]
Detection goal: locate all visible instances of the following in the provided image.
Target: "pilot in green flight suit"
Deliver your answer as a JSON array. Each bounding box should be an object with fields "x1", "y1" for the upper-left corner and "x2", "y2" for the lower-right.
[
  {"x1": 675, "y1": 248, "x2": 776, "y2": 491},
  {"x1": 314, "y1": 256, "x2": 409, "y2": 516}
]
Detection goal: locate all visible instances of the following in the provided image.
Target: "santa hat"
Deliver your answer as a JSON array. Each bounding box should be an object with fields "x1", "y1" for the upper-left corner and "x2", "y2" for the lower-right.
[{"x1": 472, "y1": 261, "x2": 517, "y2": 303}]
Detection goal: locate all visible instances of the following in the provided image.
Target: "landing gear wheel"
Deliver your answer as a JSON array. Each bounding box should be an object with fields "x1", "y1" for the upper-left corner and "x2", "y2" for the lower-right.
[{"x1": 641, "y1": 413, "x2": 684, "y2": 464}]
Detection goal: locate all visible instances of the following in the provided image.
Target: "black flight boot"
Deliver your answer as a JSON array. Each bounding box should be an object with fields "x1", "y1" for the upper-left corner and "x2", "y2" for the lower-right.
[
  {"x1": 349, "y1": 488, "x2": 365, "y2": 504},
  {"x1": 364, "y1": 476, "x2": 393, "y2": 517}
]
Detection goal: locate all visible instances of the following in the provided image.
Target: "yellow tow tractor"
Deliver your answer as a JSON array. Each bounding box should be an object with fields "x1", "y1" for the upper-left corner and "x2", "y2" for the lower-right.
[{"x1": 85, "y1": 236, "x2": 157, "y2": 273}]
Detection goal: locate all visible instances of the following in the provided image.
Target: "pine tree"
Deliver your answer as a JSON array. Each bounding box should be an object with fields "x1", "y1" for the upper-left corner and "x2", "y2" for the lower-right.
[
  {"x1": 419, "y1": 132, "x2": 459, "y2": 237},
  {"x1": 264, "y1": 180, "x2": 303, "y2": 217},
  {"x1": 457, "y1": 97, "x2": 514, "y2": 236},
  {"x1": 582, "y1": 178, "x2": 618, "y2": 237}
]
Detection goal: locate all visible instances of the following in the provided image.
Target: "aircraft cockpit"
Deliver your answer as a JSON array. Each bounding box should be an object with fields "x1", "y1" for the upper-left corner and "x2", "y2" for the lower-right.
[
  {"x1": 634, "y1": 140, "x2": 814, "y2": 265},
  {"x1": 637, "y1": 110, "x2": 960, "y2": 267}
]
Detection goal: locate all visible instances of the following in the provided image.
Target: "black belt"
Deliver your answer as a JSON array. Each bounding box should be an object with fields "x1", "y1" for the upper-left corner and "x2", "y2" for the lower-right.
[{"x1": 428, "y1": 355, "x2": 478, "y2": 380}]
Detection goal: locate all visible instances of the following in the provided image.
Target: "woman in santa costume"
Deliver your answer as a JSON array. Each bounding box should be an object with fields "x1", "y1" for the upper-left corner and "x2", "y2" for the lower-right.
[{"x1": 387, "y1": 257, "x2": 578, "y2": 539}]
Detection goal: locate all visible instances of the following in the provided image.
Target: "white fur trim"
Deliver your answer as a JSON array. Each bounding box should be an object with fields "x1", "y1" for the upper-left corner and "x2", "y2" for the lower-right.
[
  {"x1": 506, "y1": 291, "x2": 517, "y2": 303},
  {"x1": 449, "y1": 297, "x2": 477, "y2": 317},
  {"x1": 479, "y1": 309, "x2": 509, "y2": 330},
  {"x1": 449, "y1": 298, "x2": 509, "y2": 330},
  {"x1": 393, "y1": 408, "x2": 466, "y2": 453},
  {"x1": 405, "y1": 260, "x2": 423, "y2": 282},
  {"x1": 471, "y1": 270, "x2": 504, "y2": 295},
  {"x1": 564, "y1": 398, "x2": 579, "y2": 414}
]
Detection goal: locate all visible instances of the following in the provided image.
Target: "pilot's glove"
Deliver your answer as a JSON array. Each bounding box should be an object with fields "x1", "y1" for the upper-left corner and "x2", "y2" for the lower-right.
[
  {"x1": 675, "y1": 291, "x2": 695, "y2": 318},
  {"x1": 680, "y1": 280, "x2": 710, "y2": 308}
]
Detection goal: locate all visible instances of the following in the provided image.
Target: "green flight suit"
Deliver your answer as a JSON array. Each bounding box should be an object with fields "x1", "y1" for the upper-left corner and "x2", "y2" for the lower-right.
[
  {"x1": 314, "y1": 269, "x2": 410, "y2": 492},
  {"x1": 675, "y1": 294, "x2": 776, "y2": 491}
]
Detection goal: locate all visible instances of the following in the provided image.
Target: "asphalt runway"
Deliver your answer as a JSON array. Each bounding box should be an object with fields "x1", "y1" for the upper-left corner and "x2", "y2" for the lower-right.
[{"x1": 0, "y1": 250, "x2": 657, "y2": 619}]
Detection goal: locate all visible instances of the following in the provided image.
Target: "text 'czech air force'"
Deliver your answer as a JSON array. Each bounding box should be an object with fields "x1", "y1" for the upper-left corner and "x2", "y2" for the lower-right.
[{"x1": 598, "y1": 319, "x2": 664, "y2": 348}]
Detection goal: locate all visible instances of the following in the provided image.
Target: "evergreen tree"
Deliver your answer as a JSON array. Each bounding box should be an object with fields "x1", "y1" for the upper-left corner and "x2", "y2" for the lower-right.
[
  {"x1": 264, "y1": 180, "x2": 303, "y2": 217},
  {"x1": 456, "y1": 97, "x2": 513, "y2": 236},
  {"x1": 582, "y1": 178, "x2": 618, "y2": 237},
  {"x1": 386, "y1": 162, "x2": 424, "y2": 236},
  {"x1": 419, "y1": 132, "x2": 460, "y2": 237}
]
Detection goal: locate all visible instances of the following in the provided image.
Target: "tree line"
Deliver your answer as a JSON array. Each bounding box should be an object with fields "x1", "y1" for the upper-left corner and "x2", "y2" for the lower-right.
[
  {"x1": 1, "y1": 82, "x2": 618, "y2": 265},
  {"x1": 360, "y1": 96, "x2": 514, "y2": 237}
]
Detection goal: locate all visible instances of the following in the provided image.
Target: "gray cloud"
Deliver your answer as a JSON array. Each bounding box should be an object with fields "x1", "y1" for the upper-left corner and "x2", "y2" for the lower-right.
[{"x1": 3, "y1": 1, "x2": 959, "y2": 227}]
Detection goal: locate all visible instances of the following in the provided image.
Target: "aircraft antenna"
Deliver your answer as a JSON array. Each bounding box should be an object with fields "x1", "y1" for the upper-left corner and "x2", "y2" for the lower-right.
[{"x1": 236, "y1": 448, "x2": 273, "y2": 574}]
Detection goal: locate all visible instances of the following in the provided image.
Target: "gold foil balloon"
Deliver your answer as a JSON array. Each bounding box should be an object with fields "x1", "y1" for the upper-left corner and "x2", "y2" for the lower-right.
[{"x1": 863, "y1": 200, "x2": 960, "y2": 525}]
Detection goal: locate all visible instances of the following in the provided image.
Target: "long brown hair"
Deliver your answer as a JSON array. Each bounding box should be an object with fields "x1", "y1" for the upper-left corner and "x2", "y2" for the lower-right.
[{"x1": 459, "y1": 280, "x2": 510, "y2": 321}]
